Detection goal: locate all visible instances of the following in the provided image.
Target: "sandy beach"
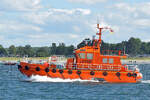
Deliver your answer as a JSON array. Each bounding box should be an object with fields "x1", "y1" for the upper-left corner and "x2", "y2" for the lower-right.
[
  {"x1": 122, "y1": 60, "x2": 150, "y2": 64},
  {"x1": 0, "y1": 57, "x2": 150, "y2": 64}
]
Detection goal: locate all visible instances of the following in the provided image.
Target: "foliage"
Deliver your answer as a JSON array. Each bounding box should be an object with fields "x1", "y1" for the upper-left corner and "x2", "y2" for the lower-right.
[
  {"x1": 36, "y1": 47, "x2": 50, "y2": 57},
  {"x1": 8, "y1": 45, "x2": 16, "y2": 56},
  {"x1": 77, "y1": 37, "x2": 150, "y2": 56},
  {"x1": 0, "y1": 37, "x2": 150, "y2": 57},
  {"x1": 0, "y1": 45, "x2": 7, "y2": 56},
  {"x1": 0, "y1": 43, "x2": 75, "y2": 57}
]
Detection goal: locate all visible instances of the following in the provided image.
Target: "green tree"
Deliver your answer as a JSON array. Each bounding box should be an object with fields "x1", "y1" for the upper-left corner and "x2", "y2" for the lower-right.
[
  {"x1": 24, "y1": 45, "x2": 35, "y2": 57},
  {"x1": 36, "y1": 47, "x2": 49, "y2": 57},
  {"x1": 8, "y1": 45, "x2": 16, "y2": 56},
  {"x1": 56, "y1": 43, "x2": 66, "y2": 55},
  {"x1": 0, "y1": 45, "x2": 7, "y2": 56},
  {"x1": 16, "y1": 46, "x2": 25, "y2": 57},
  {"x1": 140, "y1": 42, "x2": 149, "y2": 54},
  {"x1": 50, "y1": 43, "x2": 57, "y2": 55},
  {"x1": 65, "y1": 45, "x2": 74, "y2": 55},
  {"x1": 148, "y1": 42, "x2": 150, "y2": 54},
  {"x1": 101, "y1": 41, "x2": 109, "y2": 50},
  {"x1": 126, "y1": 37, "x2": 142, "y2": 55}
]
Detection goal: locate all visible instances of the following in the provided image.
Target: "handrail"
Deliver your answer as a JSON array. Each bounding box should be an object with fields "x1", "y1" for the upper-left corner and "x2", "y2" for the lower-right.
[
  {"x1": 48, "y1": 62, "x2": 137, "y2": 72},
  {"x1": 67, "y1": 63, "x2": 123, "y2": 71}
]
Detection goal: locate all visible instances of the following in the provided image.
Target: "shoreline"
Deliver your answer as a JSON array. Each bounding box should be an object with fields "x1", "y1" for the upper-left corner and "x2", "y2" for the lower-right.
[
  {"x1": 0, "y1": 57, "x2": 150, "y2": 64},
  {"x1": 121, "y1": 60, "x2": 150, "y2": 64},
  {"x1": 0, "y1": 57, "x2": 48, "y2": 61}
]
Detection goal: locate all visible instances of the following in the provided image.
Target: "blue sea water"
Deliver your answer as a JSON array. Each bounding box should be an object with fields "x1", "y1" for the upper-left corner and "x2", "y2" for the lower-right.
[{"x1": 0, "y1": 64, "x2": 150, "y2": 100}]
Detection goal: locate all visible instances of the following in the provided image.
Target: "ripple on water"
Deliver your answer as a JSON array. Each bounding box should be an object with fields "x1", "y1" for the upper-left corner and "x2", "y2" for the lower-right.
[{"x1": 0, "y1": 64, "x2": 150, "y2": 100}]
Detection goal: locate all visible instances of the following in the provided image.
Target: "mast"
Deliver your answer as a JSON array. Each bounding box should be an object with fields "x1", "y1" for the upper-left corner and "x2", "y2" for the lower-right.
[
  {"x1": 96, "y1": 24, "x2": 114, "y2": 49},
  {"x1": 96, "y1": 23, "x2": 103, "y2": 45}
]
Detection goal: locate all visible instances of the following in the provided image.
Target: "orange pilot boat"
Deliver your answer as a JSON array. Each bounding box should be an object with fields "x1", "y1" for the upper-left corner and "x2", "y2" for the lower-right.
[{"x1": 18, "y1": 24, "x2": 142, "y2": 83}]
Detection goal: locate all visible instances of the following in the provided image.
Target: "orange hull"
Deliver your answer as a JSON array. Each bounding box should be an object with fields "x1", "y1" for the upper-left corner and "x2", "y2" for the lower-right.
[{"x1": 18, "y1": 62, "x2": 142, "y2": 83}]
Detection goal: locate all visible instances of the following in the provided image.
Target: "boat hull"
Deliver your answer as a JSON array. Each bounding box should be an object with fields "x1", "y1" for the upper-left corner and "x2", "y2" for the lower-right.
[{"x1": 18, "y1": 62, "x2": 142, "y2": 83}]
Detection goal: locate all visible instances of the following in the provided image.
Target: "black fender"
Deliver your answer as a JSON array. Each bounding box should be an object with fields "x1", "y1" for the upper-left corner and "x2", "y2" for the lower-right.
[
  {"x1": 116, "y1": 72, "x2": 121, "y2": 77},
  {"x1": 68, "y1": 70, "x2": 72, "y2": 74},
  {"x1": 77, "y1": 70, "x2": 81, "y2": 75},
  {"x1": 90, "y1": 71, "x2": 95, "y2": 75},
  {"x1": 25, "y1": 66, "x2": 29, "y2": 70},
  {"x1": 52, "y1": 69, "x2": 56, "y2": 73},
  {"x1": 45, "y1": 67, "x2": 49, "y2": 72},
  {"x1": 127, "y1": 73, "x2": 132, "y2": 77},
  {"x1": 18, "y1": 65, "x2": 22, "y2": 69},
  {"x1": 103, "y1": 72, "x2": 108, "y2": 76},
  {"x1": 36, "y1": 67, "x2": 40, "y2": 71},
  {"x1": 59, "y1": 69, "x2": 64, "y2": 74}
]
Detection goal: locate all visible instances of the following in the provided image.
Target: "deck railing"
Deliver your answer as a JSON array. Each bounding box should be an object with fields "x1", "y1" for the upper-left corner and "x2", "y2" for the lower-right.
[{"x1": 67, "y1": 63, "x2": 127, "y2": 71}]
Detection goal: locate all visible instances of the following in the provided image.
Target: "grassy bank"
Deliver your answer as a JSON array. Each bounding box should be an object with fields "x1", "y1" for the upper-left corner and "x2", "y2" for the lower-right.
[
  {"x1": 1, "y1": 57, "x2": 150, "y2": 61},
  {"x1": 124, "y1": 57, "x2": 150, "y2": 61},
  {"x1": 0, "y1": 57, "x2": 49, "y2": 61}
]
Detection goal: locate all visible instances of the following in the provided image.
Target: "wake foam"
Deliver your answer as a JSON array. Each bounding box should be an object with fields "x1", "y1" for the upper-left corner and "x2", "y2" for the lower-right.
[
  {"x1": 23, "y1": 75, "x2": 99, "y2": 83},
  {"x1": 22, "y1": 75, "x2": 150, "y2": 84},
  {"x1": 141, "y1": 80, "x2": 150, "y2": 84}
]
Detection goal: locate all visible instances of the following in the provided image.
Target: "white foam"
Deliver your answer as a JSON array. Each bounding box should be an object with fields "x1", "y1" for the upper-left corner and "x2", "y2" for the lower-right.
[
  {"x1": 141, "y1": 80, "x2": 150, "y2": 84},
  {"x1": 24, "y1": 75, "x2": 99, "y2": 83}
]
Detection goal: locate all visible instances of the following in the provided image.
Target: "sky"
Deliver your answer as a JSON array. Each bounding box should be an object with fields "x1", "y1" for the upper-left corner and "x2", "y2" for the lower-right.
[{"x1": 0, "y1": 0, "x2": 150, "y2": 47}]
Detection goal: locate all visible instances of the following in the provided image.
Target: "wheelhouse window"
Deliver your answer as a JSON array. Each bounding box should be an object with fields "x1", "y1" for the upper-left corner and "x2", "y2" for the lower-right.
[
  {"x1": 87, "y1": 53, "x2": 93, "y2": 60},
  {"x1": 102, "y1": 58, "x2": 107, "y2": 63},
  {"x1": 109, "y1": 58, "x2": 114, "y2": 64},
  {"x1": 78, "y1": 53, "x2": 85, "y2": 59}
]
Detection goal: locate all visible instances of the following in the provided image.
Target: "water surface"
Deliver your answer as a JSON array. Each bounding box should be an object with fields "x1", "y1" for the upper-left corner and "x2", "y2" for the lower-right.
[{"x1": 0, "y1": 64, "x2": 150, "y2": 100}]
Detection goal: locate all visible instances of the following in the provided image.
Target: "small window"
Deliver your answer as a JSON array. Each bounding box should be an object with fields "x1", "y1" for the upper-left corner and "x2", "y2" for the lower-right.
[
  {"x1": 102, "y1": 58, "x2": 107, "y2": 63},
  {"x1": 109, "y1": 58, "x2": 114, "y2": 64},
  {"x1": 78, "y1": 53, "x2": 85, "y2": 59},
  {"x1": 87, "y1": 53, "x2": 93, "y2": 60}
]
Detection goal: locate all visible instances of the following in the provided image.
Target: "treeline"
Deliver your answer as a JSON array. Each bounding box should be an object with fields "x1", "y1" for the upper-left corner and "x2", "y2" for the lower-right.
[
  {"x1": 0, "y1": 37, "x2": 150, "y2": 57},
  {"x1": 77, "y1": 37, "x2": 150, "y2": 56},
  {"x1": 0, "y1": 43, "x2": 74, "y2": 57}
]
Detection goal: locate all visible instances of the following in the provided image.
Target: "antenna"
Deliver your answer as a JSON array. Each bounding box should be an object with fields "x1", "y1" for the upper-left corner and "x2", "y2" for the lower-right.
[
  {"x1": 97, "y1": 16, "x2": 99, "y2": 24},
  {"x1": 124, "y1": 46, "x2": 126, "y2": 55},
  {"x1": 97, "y1": 15, "x2": 100, "y2": 29}
]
